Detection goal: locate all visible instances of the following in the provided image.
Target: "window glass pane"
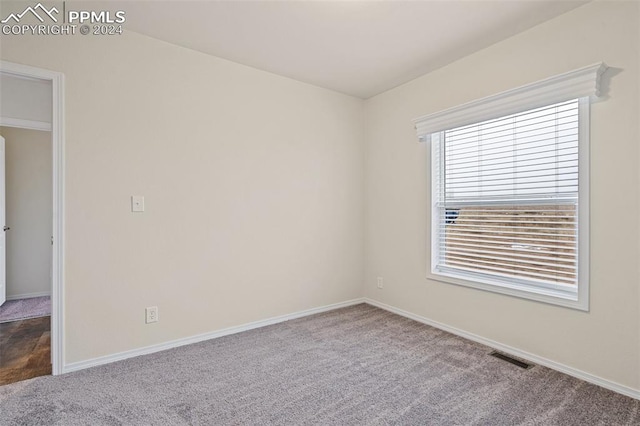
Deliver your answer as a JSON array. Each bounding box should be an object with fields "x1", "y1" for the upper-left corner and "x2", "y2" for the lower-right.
[
  {"x1": 435, "y1": 99, "x2": 580, "y2": 290},
  {"x1": 443, "y1": 99, "x2": 579, "y2": 201},
  {"x1": 440, "y1": 205, "x2": 577, "y2": 286}
]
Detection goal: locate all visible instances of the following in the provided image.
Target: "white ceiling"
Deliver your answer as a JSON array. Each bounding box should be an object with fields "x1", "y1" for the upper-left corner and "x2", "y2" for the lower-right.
[{"x1": 103, "y1": 1, "x2": 588, "y2": 99}]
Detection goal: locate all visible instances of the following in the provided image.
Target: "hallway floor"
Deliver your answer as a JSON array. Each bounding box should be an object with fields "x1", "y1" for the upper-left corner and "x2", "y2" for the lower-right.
[{"x1": 0, "y1": 316, "x2": 51, "y2": 385}]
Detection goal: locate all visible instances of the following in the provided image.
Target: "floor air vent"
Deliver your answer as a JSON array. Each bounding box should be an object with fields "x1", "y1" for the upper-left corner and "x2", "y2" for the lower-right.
[{"x1": 489, "y1": 351, "x2": 534, "y2": 369}]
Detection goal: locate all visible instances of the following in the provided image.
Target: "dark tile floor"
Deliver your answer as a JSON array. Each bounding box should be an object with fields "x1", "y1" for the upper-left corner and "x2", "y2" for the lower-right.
[{"x1": 0, "y1": 316, "x2": 51, "y2": 385}]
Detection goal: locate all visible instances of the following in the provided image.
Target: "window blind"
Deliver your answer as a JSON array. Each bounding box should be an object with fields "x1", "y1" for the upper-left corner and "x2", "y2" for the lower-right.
[{"x1": 433, "y1": 99, "x2": 579, "y2": 288}]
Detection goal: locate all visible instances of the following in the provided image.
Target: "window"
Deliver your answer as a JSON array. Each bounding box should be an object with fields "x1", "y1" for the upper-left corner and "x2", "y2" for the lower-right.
[{"x1": 414, "y1": 63, "x2": 607, "y2": 310}]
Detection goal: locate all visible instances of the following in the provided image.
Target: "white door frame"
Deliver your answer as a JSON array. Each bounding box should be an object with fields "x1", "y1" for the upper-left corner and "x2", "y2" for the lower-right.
[
  {"x1": 0, "y1": 60, "x2": 65, "y2": 376},
  {"x1": 0, "y1": 135, "x2": 5, "y2": 307}
]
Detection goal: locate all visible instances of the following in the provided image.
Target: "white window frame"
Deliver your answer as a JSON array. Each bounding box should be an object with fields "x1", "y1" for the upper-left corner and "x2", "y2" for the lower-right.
[{"x1": 414, "y1": 63, "x2": 607, "y2": 311}]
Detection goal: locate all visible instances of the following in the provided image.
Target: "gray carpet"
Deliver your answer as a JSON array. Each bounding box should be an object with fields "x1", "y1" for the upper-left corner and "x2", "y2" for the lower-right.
[
  {"x1": 1, "y1": 304, "x2": 638, "y2": 425},
  {"x1": 0, "y1": 296, "x2": 51, "y2": 323}
]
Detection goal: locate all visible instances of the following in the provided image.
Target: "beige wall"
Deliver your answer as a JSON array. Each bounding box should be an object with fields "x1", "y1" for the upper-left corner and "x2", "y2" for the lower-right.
[
  {"x1": 1, "y1": 127, "x2": 52, "y2": 299},
  {"x1": 364, "y1": 1, "x2": 640, "y2": 390},
  {"x1": 0, "y1": 31, "x2": 364, "y2": 363},
  {"x1": 0, "y1": 74, "x2": 52, "y2": 124}
]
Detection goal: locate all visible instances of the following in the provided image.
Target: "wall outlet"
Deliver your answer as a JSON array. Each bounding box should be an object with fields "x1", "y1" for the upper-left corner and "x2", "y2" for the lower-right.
[
  {"x1": 377, "y1": 277, "x2": 384, "y2": 289},
  {"x1": 145, "y1": 306, "x2": 158, "y2": 323}
]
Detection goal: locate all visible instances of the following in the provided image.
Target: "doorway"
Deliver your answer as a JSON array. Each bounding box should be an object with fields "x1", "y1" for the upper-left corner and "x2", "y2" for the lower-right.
[
  {"x1": 0, "y1": 127, "x2": 53, "y2": 384},
  {"x1": 0, "y1": 61, "x2": 65, "y2": 378}
]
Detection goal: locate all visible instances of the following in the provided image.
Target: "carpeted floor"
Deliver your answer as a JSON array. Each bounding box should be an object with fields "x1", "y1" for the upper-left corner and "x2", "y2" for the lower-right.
[
  {"x1": 0, "y1": 296, "x2": 51, "y2": 323},
  {"x1": 1, "y1": 304, "x2": 638, "y2": 425}
]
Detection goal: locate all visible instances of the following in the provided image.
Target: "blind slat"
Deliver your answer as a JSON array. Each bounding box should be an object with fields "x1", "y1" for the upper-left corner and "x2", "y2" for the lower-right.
[
  {"x1": 445, "y1": 145, "x2": 578, "y2": 165},
  {"x1": 444, "y1": 248, "x2": 577, "y2": 266},
  {"x1": 444, "y1": 256, "x2": 576, "y2": 277},
  {"x1": 441, "y1": 262, "x2": 576, "y2": 284},
  {"x1": 446, "y1": 165, "x2": 578, "y2": 183},
  {"x1": 444, "y1": 152, "x2": 579, "y2": 173},
  {"x1": 444, "y1": 240, "x2": 575, "y2": 256}
]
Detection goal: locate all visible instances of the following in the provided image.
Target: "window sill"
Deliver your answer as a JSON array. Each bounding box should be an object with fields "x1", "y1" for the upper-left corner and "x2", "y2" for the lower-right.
[{"x1": 427, "y1": 270, "x2": 588, "y2": 311}]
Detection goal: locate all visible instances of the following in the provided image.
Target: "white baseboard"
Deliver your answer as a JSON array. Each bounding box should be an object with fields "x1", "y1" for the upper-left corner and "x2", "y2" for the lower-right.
[
  {"x1": 364, "y1": 298, "x2": 640, "y2": 401},
  {"x1": 59, "y1": 296, "x2": 640, "y2": 401},
  {"x1": 63, "y1": 298, "x2": 366, "y2": 374},
  {"x1": 7, "y1": 291, "x2": 51, "y2": 301}
]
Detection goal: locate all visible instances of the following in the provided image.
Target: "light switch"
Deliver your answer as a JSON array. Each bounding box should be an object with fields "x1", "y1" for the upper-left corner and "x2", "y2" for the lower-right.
[{"x1": 131, "y1": 195, "x2": 145, "y2": 212}]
